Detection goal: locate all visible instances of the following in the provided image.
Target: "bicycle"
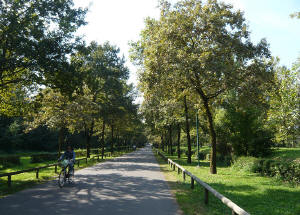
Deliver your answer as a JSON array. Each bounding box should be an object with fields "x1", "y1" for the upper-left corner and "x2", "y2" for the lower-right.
[{"x1": 58, "y1": 159, "x2": 74, "y2": 188}]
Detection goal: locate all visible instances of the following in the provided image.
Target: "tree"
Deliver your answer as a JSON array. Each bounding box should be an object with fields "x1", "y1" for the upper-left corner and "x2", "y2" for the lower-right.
[
  {"x1": 0, "y1": 0, "x2": 87, "y2": 110},
  {"x1": 267, "y1": 62, "x2": 300, "y2": 147},
  {"x1": 69, "y1": 41, "x2": 131, "y2": 157},
  {"x1": 132, "y1": 0, "x2": 273, "y2": 173},
  {"x1": 215, "y1": 91, "x2": 274, "y2": 157},
  {"x1": 25, "y1": 88, "x2": 73, "y2": 156}
]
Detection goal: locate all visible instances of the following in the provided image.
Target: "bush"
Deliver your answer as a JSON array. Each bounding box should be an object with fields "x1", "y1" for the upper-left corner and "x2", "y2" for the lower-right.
[
  {"x1": 257, "y1": 159, "x2": 300, "y2": 184},
  {"x1": 0, "y1": 155, "x2": 21, "y2": 168},
  {"x1": 31, "y1": 153, "x2": 58, "y2": 163},
  {"x1": 232, "y1": 156, "x2": 259, "y2": 173},
  {"x1": 233, "y1": 157, "x2": 300, "y2": 184}
]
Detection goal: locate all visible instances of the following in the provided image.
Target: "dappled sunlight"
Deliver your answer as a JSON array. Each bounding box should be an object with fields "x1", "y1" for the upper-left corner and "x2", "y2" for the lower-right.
[{"x1": 0, "y1": 146, "x2": 181, "y2": 215}]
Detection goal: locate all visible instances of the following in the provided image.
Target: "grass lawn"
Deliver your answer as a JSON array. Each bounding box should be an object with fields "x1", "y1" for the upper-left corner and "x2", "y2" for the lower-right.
[
  {"x1": 269, "y1": 147, "x2": 300, "y2": 161},
  {"x1": 0, "y1": 149, "x2": 133, "y2": 198},
  {"x1": 154, "y1": 149, "x2": 300, "y2": 215}
]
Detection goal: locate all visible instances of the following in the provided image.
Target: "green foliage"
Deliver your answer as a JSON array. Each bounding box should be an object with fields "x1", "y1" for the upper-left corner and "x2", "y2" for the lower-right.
[
  {"x1": 0, "y1": 0, "x2": 87, "y2": 92},
  {"x1": 267, "y1": 63, "x2": 300, "y2": 147},
  {"x1": 254, "y1": 159, "x2": 300, "y2": 184},
  {"x1": 132, "y1": 0, "x2": 274, "y2": 173},
  {"x1": 232, "y1": 155, "x2": 300, "y2": 185},
  {"x1": 215, "y1": 101, "x2": 274, "y2": 157},
  {"x1": 156, "y1": 150, "x2": 300, "y2": 215},
  {"x1": 232, "y1": 156, "x2": 260, "y2": 173},
  {"x1": 271, "y1": 147, "x2": 300, "y2": 161}
]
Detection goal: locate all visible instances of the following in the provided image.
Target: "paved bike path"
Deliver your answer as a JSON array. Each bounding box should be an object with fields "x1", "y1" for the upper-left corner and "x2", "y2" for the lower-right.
[{"x1": 0, "y1": 145, "x2": 182, "y2": 215}]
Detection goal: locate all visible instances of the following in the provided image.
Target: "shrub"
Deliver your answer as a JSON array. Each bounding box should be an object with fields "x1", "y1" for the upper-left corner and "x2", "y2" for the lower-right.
[
  {"x1": 31, "y1": 153, "x2": 58, "y2": 163},
  {"x1": 232, "y1": 156, "x2": 259, "y2": 173},
  {"x1": 234, "y1": 157, "x2": 300, "y2": 184},
  {"x1": 0, "y1": 155, "x2": 21, "y2": 168},
  {"x1": 258, "y1": 159, "x2": 300, "y2": 184}
]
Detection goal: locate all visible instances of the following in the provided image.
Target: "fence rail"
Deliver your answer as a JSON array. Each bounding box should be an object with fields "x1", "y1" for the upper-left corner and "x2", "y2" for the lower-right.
[
  {"x1": 0, "y1": 157, "x2": 91, "y2": 187},
  {"x1": 1, "y1": 146, "x2": 135, "y2": 188},
  {"x1": 154, "y1": 148, "x2": 250, "y2": 215}
]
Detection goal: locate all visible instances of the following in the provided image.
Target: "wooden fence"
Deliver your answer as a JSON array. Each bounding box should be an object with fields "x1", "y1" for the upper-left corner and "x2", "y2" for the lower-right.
[
  {"x1": 0, "y1": 146, "x2": 134, "y2": 188},
  {"x1": 154, "y1": 148, "x2": 250, "y2": 215},
  {"x1": 0, "y1": 157, "x2": 90, "y2": 188}
]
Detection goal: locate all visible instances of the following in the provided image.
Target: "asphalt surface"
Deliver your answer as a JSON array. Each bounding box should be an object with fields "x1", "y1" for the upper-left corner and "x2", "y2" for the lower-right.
[{"x1": 0, "y1": 145, "x2": 182, "y2": 215}]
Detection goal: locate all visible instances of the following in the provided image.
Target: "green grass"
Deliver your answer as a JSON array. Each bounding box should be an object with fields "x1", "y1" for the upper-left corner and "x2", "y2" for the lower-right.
[
  {"x1": 269, "y1": 147, "x2": 300, "y2": 161},
  {"x1": 155, "y1": 149, "x2": 300, "y2": 215},
  {"x1": 0, "y1": 149, "x2": 133, "y2": 198}
]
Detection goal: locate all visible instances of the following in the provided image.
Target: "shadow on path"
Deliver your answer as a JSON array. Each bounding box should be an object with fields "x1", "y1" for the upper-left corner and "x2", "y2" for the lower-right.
[{"x1": 0, "y1": 146, "x2": 181, "y2": 215}]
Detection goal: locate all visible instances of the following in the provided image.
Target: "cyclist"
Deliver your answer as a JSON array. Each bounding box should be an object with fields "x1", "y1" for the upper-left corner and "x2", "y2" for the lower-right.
[{"x1": 59, "y1": 145, "x2": 76, "y2": 176}]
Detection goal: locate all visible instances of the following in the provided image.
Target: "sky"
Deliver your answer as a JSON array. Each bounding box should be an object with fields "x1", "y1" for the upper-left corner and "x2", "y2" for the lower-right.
[{"x1": 74, "y1": 0, "x2": 300, "y2": 88}]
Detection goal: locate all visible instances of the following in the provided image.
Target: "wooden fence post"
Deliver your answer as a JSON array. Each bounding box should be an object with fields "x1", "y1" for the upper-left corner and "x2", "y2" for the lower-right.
[
  {"x1": 8, "y1": 175, "x2": 11, "y2": 187},
  {"x1": 77, "y1": 160, "x2": 80, "y2": 167},
  {"x1": 55, "y1": 165, "x2": 57, "y2": 173},
  {"x1": 173, "y1": 164, "x2": 175, "y2": 171},
  {"x1": 85, "y1": 158, "x2": 87, "y2": 164},
  {"x1": 183, "y1": 172, "x2": 186, "y2": 181},
  {"x1": 191, "y1": 177, "x2": 194, "y2": 189},
  {"x1": 36, "y1": 169, "x2": 39, "y2": 179},
  {"x1": 177, "y1": 167, "x2": 180, "y2": 174},
  {"x1": 204, "y1": 188, "x2": 209, "y2": 205}
]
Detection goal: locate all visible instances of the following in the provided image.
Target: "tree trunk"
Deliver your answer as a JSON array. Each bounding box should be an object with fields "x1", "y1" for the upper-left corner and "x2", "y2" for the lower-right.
[
  {"x1": 169, "y1": 125, "x2": 173, "y2": 155},
  {"x1": 101, "y1": 121, "x2": 106, "y2": 159},
  {"x1": 111, "y1": 124, "x2": 114, "y2": 154},
  {"x1": 58, "y1": 127, "x2": 65, "y2": 158},
  {"x1": 164, "y1": 129, "x2": 168, "y2": 153},
  {"x1": 184, "y1": 96, "x2": 192, "y2": 163},
  {"x1": 177, "y1": 123, "x2": 181, "y2": 158},
  {"x1": 85, "y1": 121, "x2": 94, "y2": 158},
  {"x1": 161, "y1": 134, "x2": 164, "y2": 151},
  {"x1": 203, "y1": 98, "x2": 217, "y2": 174}
]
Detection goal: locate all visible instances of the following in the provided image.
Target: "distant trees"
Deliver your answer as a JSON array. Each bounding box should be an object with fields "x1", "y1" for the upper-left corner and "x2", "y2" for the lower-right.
[
  {"x1": 25, "y1": 41, "x2": 145, "y2": 156},
  {"x1": 131, "y1": 0, "x2": 274, "y2": 174}
]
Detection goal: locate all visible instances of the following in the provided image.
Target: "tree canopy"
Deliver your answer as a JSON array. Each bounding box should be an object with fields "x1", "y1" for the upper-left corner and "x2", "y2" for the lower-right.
[{"x1": 131, "y1": 0, "x2": 275, "y2": 174}]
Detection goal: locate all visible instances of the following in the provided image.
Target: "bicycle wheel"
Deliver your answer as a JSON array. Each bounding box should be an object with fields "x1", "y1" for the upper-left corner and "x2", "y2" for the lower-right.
[
  {"x1": 58, "y1": 170, "x2": 66, "y2": 188},
  {"x1": 68, "y1": 170, "x2": 74, "y2": 184}
]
